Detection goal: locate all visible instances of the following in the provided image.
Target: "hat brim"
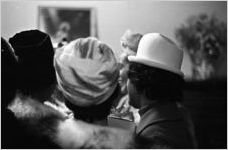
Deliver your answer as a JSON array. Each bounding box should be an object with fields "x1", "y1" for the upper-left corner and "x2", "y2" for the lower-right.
[{"x1": 128, "y1": 56, "x2": 184, "y2": 77}]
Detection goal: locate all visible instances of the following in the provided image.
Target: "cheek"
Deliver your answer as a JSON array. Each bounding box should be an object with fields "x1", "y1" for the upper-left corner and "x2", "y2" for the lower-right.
[
  {"x1": 119, "y1": 65, "x2": 129, "y2": 81},
  {"x1": 127, "y1": 80, "x2": 139, "y2": 108},
  {"x1": 126, "y1": 80, "x2": 131, "y2": 93},
  {"x1": 120, "y1": 68, "x2": 127, "y2": 80}
]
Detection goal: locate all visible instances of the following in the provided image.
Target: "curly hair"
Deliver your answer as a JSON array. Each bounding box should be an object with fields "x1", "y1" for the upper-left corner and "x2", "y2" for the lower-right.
[{"x1": 128, "y1": 62, "x2": 184, "y2": 102}]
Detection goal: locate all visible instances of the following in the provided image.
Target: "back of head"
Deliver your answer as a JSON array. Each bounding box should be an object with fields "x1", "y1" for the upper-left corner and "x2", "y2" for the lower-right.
[
  {"x1": 128, "y1": 33, "x2": 184, "y2": 101},
  {"x1": 9, "y1": 30, "x2": 56, "y2": 97},
  {"x1": 128, "y1": 62, "x2": 184, "y2": 101},
  {"x1": 1, "y1": 37, "x2": 18, "y2": 107},
  {"x1": 120, "y1": 29, "x2": 142, "y2": 54},
  {"x1": 54, "y1": 37, "x2": 119, "y2": 107}
]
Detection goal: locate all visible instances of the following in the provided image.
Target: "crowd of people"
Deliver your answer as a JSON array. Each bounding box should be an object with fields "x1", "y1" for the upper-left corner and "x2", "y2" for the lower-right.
[{"x1": 2, "y1": 29, "x2": 197, "y2": 148}]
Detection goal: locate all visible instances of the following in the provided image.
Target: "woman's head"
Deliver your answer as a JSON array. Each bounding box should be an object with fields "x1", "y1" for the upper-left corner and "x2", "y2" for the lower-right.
[
  {"x1": 9, "y1": 30, "x2": 57, "y2": 100},
  {"x1": 54, "y1": 37, "x2": 119, "y2": 107},
  {"x1": 120, "y1": 29, "x2": 142, "y2": 54}
]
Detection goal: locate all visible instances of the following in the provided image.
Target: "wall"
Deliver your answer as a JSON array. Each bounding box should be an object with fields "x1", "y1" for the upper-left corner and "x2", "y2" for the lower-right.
[{"x1": 1, "y1": 1, "x2": 227, "y2": 78}]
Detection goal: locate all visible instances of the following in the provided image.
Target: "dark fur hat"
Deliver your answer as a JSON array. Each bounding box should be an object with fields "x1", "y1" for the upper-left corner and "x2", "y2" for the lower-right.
[{"x1": 9, "y1": 30, "x2": 56, "y2": 93}]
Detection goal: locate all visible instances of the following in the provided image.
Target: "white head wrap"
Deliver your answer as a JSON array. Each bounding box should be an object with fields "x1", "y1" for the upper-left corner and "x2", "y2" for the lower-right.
[{"x1": 54, "y1": 37, "x2": 119, "y2": 106}]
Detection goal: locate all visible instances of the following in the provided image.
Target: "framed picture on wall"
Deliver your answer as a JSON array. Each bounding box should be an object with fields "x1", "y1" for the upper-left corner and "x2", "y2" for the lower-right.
[{"x1": 38, "y1": 6, "x2": 97, "y2": 48}]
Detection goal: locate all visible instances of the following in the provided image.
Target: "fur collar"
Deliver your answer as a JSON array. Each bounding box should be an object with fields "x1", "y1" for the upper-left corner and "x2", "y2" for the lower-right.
[
  {"x1": 8, "y1": 94, "x2": 66, "y2": 120},
  {"x1": 56, "y1": 119, "x2": 135, "y2": 148},
  {"x1": 7, "y1": 94, "x2": 134, "y2": 149}
]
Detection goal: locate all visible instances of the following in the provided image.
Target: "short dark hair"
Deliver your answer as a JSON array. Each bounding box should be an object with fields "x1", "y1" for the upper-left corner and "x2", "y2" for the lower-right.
[{"x1": 128, "y1": 62, "x2": 184, "y2": 102}]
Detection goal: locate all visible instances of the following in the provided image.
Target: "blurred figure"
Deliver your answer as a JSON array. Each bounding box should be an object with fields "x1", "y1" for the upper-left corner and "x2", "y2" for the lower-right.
[
  {"x1": 119, "y1": 29, "x2": 142, "y2": 94},
  {"x1": 53, "y1": 22, "x2": 71, "y2": 49},
  {"x1": 110, "y1": 30, "x2": 142, "y2": 125},
  {"x1": 54, "y1": 37, "x2": 120, "y2": 125},
  {"x1": 127, "y1": 33, "x2": 197, "y2": 148},
  {"x1": 175, "y1": 14, "x2": 227, "y2": 80},
  {"x1": 120, "y1": 29, "x2": 142, "y2": 55}
]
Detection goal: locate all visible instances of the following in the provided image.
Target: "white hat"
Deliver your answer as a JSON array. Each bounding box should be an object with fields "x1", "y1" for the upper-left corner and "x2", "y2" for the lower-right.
[
  {"x1": 128, "y1": 33, "x2": 184, "y2": 76},
  {"x1": 54, "y1": 37, "x2": 119, "y2": 107}
]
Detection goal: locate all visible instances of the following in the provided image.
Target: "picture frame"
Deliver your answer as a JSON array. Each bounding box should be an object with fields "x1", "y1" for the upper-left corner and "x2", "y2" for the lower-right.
[{"x1": 38, "y1": 6, "x2": 97, "y2": 47}]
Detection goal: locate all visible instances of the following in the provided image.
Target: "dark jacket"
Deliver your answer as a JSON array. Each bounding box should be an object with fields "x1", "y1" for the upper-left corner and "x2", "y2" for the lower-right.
[{"x1": 135, "y1": 101, "x2": 197, "y2": 148}]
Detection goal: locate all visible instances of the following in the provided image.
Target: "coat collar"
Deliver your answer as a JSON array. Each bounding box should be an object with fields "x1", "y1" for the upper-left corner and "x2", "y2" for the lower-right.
[
  {"x1": 8, "y1": 95, "x2": 43, "y2": 119},
  {"x1": 7, "y1": 94, "x2": 66, "y2": 120},
  {"x1": 136, "y1": 101, "x2": 183, "y2": 135}
]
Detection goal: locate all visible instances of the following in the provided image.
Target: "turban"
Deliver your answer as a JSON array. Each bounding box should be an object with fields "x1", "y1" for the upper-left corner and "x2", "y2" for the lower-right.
[{"x1": 54, "y1": 37, "x2": 119, "y2": 107}]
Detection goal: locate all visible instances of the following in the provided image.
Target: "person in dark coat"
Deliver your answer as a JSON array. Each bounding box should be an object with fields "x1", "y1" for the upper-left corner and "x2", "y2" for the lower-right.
[
  {"x1": 2, "y1": 31, "x2": 64, "y2": 148},
  {"x1": 127, "y1": 33, "x2": 197, "y2": 148},
  {"x1": 1, "y1": 36, "x2": 60, "y2": 148}
]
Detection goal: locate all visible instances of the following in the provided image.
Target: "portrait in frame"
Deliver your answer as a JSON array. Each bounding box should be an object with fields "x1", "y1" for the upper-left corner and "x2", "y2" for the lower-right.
[{"x1": 38, "y1": 6, "x2": 97, "y2": 48}]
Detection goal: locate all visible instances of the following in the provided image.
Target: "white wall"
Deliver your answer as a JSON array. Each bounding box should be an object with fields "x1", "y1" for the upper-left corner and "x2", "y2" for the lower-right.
[{"x1": 1, "y1": 1, "x2": 227, "y2": 78}]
